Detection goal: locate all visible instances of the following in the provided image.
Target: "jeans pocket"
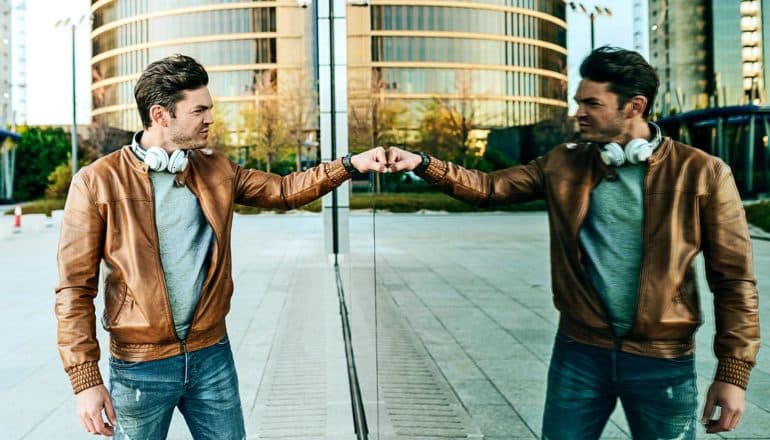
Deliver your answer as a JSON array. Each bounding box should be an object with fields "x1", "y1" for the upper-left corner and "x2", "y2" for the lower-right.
[
  {"x1": 662, "y1": 354, "x2": 695, "y2": 365},
  {"x1": 109, "y1": 356, "x2": 140, "y2": 369},
  {"x1": 216, "y1": 334, "x2": 230, "y2": 346},
  {"x1": 555, "y1": 332, "x2": 577, "y2": 344}
]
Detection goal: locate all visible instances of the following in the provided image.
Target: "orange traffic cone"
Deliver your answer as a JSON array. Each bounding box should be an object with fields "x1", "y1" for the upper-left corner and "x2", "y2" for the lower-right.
[{"x1": 12, "y1": 204, "x2": 21, "y2": 232}]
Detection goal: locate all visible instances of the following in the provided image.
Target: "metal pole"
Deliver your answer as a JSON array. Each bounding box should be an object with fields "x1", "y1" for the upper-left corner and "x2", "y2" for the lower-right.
[
  {"x1": 763, "y1": 116, "x2": 769, "y2": 192},
  {"x1": 70, "y1": 24, "x2": 78, "y2": 176},
  {"x1": 747, "y1": 114, "x2": 755, "y2": 194},
  {"x1": 590, "y1": 13, "x2": 595, "y2": 50}
]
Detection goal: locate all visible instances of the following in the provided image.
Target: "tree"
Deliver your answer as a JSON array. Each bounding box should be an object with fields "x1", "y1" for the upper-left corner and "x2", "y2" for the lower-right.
[
  {"x1": 417, "y1": 71, "x2": 479, "y2": 167},
  {"x1": 240, "y1": 71, "x2": 291, "y2": 174},
  {"x1": 207, "y1": 107, "x2": 236, "y2": 153},
  {"x1": 282, "y1": 71, "x2": 317, "y2": 171},
  {"x1": 88, "y1": 119, "x2": 133, "y2": 156},
  {"x1": 13, "y1": 127, "x2": 71, "y2": 201},
  {"x1": 348, "y1": 69, "x2": 409, "y2": 152}
]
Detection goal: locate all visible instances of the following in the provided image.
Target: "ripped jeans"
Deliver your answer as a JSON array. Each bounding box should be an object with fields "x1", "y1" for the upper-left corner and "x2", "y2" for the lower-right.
[
  {"x1": 542, "y1": 333, "x2": 697, "y2": 440},
  {"x1": 108, "y1": 335, "x2": 245, "y2": 440}
]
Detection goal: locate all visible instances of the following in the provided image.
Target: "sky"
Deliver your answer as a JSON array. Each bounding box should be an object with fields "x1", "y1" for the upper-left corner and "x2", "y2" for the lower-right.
[{"x1": 23, "y1": 0, "x2": 643, "y2": 125}]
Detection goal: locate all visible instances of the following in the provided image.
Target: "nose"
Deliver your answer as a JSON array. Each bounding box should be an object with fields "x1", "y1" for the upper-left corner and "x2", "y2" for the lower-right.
[
  {"x1": 203, "y1": 109, "x2": 213, "y2": 125},
  {"x1": 575, "y1": 104, "x2": 587, "y2": 118}
]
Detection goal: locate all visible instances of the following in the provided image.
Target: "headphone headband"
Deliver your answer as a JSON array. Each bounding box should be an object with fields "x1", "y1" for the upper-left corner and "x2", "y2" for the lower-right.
[
  {"x1": 131, "y1": 131, "x2": 188, "y2": 173},
  {"x1": 598, "y1": 122, "x2": 663, "y2": 167}
]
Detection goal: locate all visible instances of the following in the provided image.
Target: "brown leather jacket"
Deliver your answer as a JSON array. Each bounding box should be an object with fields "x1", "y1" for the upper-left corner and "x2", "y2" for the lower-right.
[
  {"x1": 418, "y1": 138, "x2": 759, "y2": 388},
  {"x1": 56, "y1": 146, "x2": 351, "y2": 393}
]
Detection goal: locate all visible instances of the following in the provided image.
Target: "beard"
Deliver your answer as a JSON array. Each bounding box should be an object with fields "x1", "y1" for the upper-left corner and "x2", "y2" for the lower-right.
[{"x1": 169, "y1": 128, "x2": 208, "y2": 149}]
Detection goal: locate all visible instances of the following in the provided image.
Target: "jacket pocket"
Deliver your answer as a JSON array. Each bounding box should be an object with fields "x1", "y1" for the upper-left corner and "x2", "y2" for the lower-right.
[{"x1": 103, "y1": 281, "x2": 128, "y2": 329}]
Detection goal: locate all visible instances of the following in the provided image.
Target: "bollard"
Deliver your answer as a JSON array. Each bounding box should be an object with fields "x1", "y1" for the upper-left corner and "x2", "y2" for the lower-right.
[{"x1": 13, "y1": 205, "x2": 21, "y2": 232}]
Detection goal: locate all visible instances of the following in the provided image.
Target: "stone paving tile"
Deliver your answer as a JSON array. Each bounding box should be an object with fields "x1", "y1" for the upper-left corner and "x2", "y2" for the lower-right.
[
  {"x1": 464, "y1": 403, "x2": 538, "y2": 438},
  {"x1": 3, "y1": 212, "x2": 768, "y2": 439},
  {"x1": 370, "y1": 212, "x2": 770, "y2": 440}
]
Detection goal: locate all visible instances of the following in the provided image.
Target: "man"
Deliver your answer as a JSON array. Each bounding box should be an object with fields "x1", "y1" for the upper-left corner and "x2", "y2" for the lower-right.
[
  {"x1": 386, "y1": 46, "x2": 759, "y2": 438},
  {"x1": 55, "y1": 54, "x2": 386, "y2": 438}
]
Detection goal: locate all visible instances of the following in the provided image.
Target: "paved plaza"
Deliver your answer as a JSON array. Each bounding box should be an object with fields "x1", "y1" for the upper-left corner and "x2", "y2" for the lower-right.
[{"x1": 0, "y1": 211, "x2": 768, "y2": 439}]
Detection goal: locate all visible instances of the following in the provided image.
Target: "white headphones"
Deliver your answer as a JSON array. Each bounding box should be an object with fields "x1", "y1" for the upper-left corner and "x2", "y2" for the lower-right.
[
  {"x1": 599, "y1": 122, "x2": 662, "y2": 167},
  {"x1": 131, "y1": 132, "x2": 188, "y2": 173}
]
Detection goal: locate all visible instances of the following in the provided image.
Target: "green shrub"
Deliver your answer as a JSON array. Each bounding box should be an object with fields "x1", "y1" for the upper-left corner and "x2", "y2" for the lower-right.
[
  {"x1": 3, "y1": 199, "x2": 64, "y2": 217},
  {"x1": 13, "y1": 127, "x2": 71, "y2": 201},
  {"x1": 746, "y1": 201, "x2": 770, "y2": 233},
  {"x1": 350, "y1": 192, "x2": 546, "y2": 212},
  {"x1": 46, "y1": 162, "x2": 73, "y2": 200}
]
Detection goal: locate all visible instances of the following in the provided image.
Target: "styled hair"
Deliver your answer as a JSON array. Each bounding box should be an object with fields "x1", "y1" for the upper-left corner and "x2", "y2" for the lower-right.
[
  {"x1": 579, "y1": 46, "x2": 659, "y2": 117},
  {"x1": 134, "y1": 54, "x2": 209, "y2": 128}
]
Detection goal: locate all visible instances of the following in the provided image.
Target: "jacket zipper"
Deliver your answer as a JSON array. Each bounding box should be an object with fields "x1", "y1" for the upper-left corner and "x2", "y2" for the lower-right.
[
  {"x1": 575, "y1": 159, "x2": 624, "y2": 353},
  {"x1": 180, "y1": 176, "x2": 219, "y2": 302},
  {"x1": 632, "y1": 164, "x2": 652, "y2": 338},
  {"x1": 147, "y1": 174, "x2": 184, "y2": 351}
]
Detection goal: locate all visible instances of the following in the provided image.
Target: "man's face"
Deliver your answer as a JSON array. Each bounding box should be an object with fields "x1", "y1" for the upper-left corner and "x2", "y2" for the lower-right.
[
  {"x1": 166, "y1": 86, "x2": 213, "y2": 149},
  {"x1": 573, "y1": 79, "x2": 629, "y2": 144}
]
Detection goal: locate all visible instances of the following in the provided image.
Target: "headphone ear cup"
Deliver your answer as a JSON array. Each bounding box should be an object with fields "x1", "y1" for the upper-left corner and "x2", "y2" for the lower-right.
[
  {"x1": 624, "y1": 138, "x2": 653, "y2": 164},
  {"x1": 600, "y1": 142, "x2": 626, "y2": 166},
  {"x1": 144, "y1": 147, "x2": 169, "y2": 171},
  {"x1": 167, "y1": 149, "x2": 188, "y2": 173}
]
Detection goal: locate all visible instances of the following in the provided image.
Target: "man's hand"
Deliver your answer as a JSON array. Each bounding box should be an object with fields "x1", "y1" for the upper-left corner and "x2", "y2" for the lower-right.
[
  {"x1": 386, "y1": 147, "x2": 422, "y2": 172},
  {"x1": 350, "y1": 146, "x2": 388, "y2": 173},
  {"x1": 76, "y1": 384, "x2": 117, "y2": 436},
  {"x1": 701, "y1": 381, "x2": 745, "y2": 433}
]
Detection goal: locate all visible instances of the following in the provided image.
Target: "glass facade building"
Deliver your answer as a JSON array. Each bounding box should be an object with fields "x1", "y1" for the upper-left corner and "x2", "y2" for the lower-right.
[
  {"x1": 348, "y1": 1, "x2": 567, "y2": 129},
  {"x1": 91, "y1": 0, "x2": 567, "y2": 135},
  {"x1": 649, "y1": 0, "x2": 769, "y2": 115},
  {"x1": 90, "y1": 0, "x2": 313, "y2": 133}
]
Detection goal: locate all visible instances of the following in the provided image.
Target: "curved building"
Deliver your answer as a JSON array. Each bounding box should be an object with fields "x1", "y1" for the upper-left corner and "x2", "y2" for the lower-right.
[
  {"x1": 90, "y1": 0, "x2": 314, "y2": 133},
  {"x1": 348, "y1": 0, "x2": 568, "y2": 129}
]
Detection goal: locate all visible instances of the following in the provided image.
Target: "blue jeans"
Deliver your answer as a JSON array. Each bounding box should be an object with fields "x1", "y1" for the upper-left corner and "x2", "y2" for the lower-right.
[
  {"x1": 542, "y1": 333, "x2": 698, "y2": 440},
  {"x1": 109, "y1": 335, "x2": 245, "y2": 440}
]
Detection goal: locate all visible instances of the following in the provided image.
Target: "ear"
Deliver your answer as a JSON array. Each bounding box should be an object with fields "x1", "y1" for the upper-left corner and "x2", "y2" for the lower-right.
[
  {"x1": 628, "y1": 96, "x2": 648, "y2": 117},
  {"x1": 149, "y1": 104, "x2": 169, "y2": 127}
]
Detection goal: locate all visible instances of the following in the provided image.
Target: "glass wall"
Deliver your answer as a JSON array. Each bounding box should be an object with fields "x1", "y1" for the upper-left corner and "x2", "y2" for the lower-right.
[
  {"x1": 368, "y1": 3, "x2": 567, "y2": 129},
  {"x1": 91, "y1": 1, "x2": 284, "y2": 133}
]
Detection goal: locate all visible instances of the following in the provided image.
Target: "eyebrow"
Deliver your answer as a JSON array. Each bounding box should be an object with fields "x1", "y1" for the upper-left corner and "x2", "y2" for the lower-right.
[
  {"x1": 573, "y1": 96, "x2": 600, "y2": 104},
  {"x1": 193, "y1": 104, "x2": 213, "y2": 111}
]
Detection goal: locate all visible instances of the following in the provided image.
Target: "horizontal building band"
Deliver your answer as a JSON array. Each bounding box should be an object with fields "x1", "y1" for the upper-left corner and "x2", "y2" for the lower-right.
[
  {"x1": 92, "y1": 2, "x2": 279, "y2": 39},
  {"x1": 92, "y1": 42, "x2": 278, "y2": 86},
  {"x1": 382, "y1": 93, "x2": 567, "y2": 107},
  {"x1": 371, "y1": 37, "x2": 566, "y2": 72},
  {"x1": 370, "y1": 30, "x2": 566, "y2": 55},
  {"x1": 92, "y1": 32, "x2": 291, "y2": 64},
  {"x1": 371, "y1": 62, "x2": 566, "y2": 80},
  {"x1": 371, "y1": 0, "x2": 566, "y2": 27},
  {"x1": 93, "y1": 68, "x2": 300, "y2": 109},
  {"x1": 93, "y1": 94, "x2": 280, "y2": 117},
  {"x1": 91, "y1": 64, "x2": 302, "y2": 91},
  {"x1": 93, "y1": 9, "x2": 277, "y2": 54}
]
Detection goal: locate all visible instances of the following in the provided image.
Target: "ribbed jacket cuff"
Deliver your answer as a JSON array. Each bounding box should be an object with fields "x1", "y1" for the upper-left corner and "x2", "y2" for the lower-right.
[
  {"x1": 67, "y1": 361, "x2": 104, "y2": 394},
  {"x1": 416, "y1": 155, "x2": 447, "y2": 184},
  {"x1": 714, "y1": 357, "x2": 753, "y2": 390},
  {"x1": 325, "y1": 158, "x2": 351, "y2": 186}
]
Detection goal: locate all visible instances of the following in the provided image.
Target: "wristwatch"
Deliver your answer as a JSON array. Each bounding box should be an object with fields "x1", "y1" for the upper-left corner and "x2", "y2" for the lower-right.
[
  {"x1": 414, "y1": 151, "x2": 431, "y2": 174},
  {"x1": 342, "y1": 153, "x2": 357, "y2": 174}
]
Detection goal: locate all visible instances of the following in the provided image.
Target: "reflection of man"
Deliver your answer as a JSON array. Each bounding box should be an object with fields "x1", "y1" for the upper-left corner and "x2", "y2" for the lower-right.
[
  {"x1": 55, "y1": 54, "x2": 386, "y2": 438},
  {"x1": 387, "y1": 46, "x2": 759, "y2": 438}
]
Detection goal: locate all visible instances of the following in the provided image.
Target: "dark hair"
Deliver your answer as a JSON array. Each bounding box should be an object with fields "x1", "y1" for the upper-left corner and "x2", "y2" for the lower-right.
[
  {"x1": 579, "y1": 46, "x2": 659, "y2": 117},
  {"x1": 134, "y1": 54, "x2": 209, "y2": 128}
]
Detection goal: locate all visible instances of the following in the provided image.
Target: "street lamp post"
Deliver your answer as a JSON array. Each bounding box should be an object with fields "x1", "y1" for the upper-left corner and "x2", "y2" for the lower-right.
[
  {"x1": 568, "y1": 2, "x2": 612, "y2": 50},
  {"x1": 55, "y1": 15, "x2": 88, "y2": 178}
]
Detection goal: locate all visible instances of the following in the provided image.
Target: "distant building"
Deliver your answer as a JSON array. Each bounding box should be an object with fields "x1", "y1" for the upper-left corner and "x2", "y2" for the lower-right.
[
  {"x1": 91, "y1": 1, "x2": 568, "y2": 140},
  {"x1": 0, "y1": 0, "x2": 10, "y2": 126},
  {"x1": 90, "y1": 1, "x2": 315, "y2": 133},
  {"x1": 649, "y1": 0, "x2": 769, "y2": 115},
  {"x1": 348, "y1": 1, "x2": 568, "y2": 130}
]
